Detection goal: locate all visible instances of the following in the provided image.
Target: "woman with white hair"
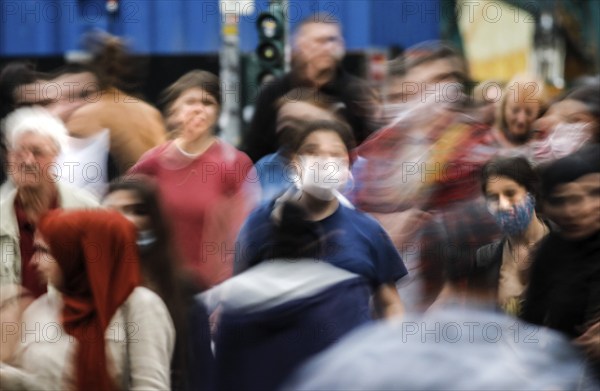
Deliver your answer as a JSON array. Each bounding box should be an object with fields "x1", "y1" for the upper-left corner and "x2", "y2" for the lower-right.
[{"x1": 0, "y1": 106, "x2": 98, "y2": 299}]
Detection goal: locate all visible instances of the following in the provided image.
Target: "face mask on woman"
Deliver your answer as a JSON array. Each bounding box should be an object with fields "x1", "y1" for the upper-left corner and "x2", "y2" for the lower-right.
[
  {"x1": 296, "y1": 155, "x2": 349, "y2": 201},
  {"x1": 489, "y1": 193, "x2": 536, "y2": 236},
  {"x1": 137, "y1": 229, "x2": 156, "y2": 248}
]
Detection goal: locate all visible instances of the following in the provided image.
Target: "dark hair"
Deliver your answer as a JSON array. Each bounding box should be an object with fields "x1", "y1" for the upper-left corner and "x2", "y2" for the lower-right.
[
  {"x1": 539, "y1": 143, "x2": 600, "y2": 198},
  {"x1": 106, "y1": 176, "x2": 200, "y2": 389},
  {"x1": 291, "y1": 120, "x2": 356, "y2": 163},
  {"x1": 83, "y1": 31, "x2": 144, "y2": 93},
  {"x1": 51, "y1": 62, "x2": 96, "y2": 78},
  {"x1": 160, "y1": 70, "x2": 221, "y2": 116},
  {"x1": 420, "y1": 203, "x2": 500, "y2": 300},
  {"x1": 481, "y1": 156, "x2": 540, "y2": 198},
  {"x1": 0, "y1": 62, "x2": 46, "y2": 118}
]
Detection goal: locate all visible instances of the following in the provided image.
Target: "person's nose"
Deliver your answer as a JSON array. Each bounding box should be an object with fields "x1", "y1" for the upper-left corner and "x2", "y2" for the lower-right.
[
  {"x1": 498, "y1": 195, "x2": 512, "y2": 210},
  {"x1": 516, "y1": 110, "x2": 530, "y2": 126},
  {"x1": 20, "y1": 150, "x2": 37, "y2": 165}
]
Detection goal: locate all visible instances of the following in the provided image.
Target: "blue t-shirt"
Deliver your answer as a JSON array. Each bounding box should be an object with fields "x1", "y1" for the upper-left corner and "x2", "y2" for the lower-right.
[
  {"x1": 234, "y1": 201, "x2": 408, "y2": 287},
  {"x1": 255, "y1": 151, "x2": 294, "y2": 203}
]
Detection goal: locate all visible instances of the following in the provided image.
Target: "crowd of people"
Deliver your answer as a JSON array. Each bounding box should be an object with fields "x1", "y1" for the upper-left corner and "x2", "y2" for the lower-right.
[{"x1": 0, "y1": 13, "x2": 599, "y2": 391}]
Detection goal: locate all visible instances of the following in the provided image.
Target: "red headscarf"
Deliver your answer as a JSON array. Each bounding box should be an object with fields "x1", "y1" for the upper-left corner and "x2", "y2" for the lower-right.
[{"x1": 38, "y1": 209, "x2": 142, "y2": 391}]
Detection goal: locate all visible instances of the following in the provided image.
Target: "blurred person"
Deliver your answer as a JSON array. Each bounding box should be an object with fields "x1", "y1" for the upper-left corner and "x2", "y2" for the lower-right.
[
  {"x1": 528, "y1": 83, "x2": 600, "y2": 164},
  {"x1": 351, "y1": 41, "x2": 498, "y2": 311},
  {"x1": 283, "y1": 205, "x2": 595, "y2": 391},
  {"x1": 0, "y1": 107, "x2": 98, "y2": 297},
  {"x1": 0, "y1": 63, "x2": 49, "y2": 194},
  {"x1": 45, "y1": 63, "x2": 100, "y2": 123},
  {"x1": 522, "y1": 144, "x2": 600, "y2": 377},
  {"x1": 244, "y1": 13, "x2": 378, "y2": 162},
  {"x1": 355, "y1": 40, "x2": 491, "y2": 214},
  {"x1": 383, "y1": 40, "x2": 470, "y2": 113},
  {"x1": 44, "y1": 64, "x2": 110, "y2": 198},
  {"x1": 0, "y1": 210, "x2": 175, "y2": 390},
  {"x1": 235, "y1": 120, "x2": 407, "y2": 319},
  {"x1": 0, "y1": 62, "x2": 51, "y2": 118},
  {"x1": 103, "y1": 176, "x2": 214, "y2": 391},
  {"x1": 489, "y1": 74, "x2": 546, "y2": 151},
  {"x1": 130, "y1": 70, "x2": 259, "y2": 288},
  {"x1": 65, "y1": 31, "x2": 166, "y2": 176},
  {"x1": 255, "y1": 87, "x2": 347, "y2": 202},
  {"x1": 208, "y1": 201, "x2": 371, "y2": 390},
  {"x1": 476, "y1": 157, "x2": 551, "y2": 315}
]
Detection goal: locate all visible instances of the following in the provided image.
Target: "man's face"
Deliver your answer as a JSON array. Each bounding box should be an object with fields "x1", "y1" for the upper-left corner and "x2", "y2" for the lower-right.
[
  {"x1": 294, "y1": 22, "x2": 345, "y2": 71},
  {"x1": 387, "y1": 58, "x2": 463, "y2": 104},
  {"x1": 544, "y1": 173, "x2": 600, "y2": 241},
  {"x1": 8, "y1": 132, "x2": 59, "y2": 189}
]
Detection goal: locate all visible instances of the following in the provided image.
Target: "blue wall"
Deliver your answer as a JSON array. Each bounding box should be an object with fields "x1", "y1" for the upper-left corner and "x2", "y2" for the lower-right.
[{"x1": 0, "y1": 0, "x2": 441, "y2": 56}]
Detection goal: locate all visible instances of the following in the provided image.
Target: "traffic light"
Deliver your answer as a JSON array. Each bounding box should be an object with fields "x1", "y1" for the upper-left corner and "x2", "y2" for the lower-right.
[{"x1": 255, "y1": 3, "x2": 286, "y2": 84}]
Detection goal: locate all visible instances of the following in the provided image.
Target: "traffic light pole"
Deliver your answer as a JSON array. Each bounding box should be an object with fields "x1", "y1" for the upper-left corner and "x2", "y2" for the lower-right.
[{"x1": 219, "y1": 2, "x2": 243, "y2": 147}]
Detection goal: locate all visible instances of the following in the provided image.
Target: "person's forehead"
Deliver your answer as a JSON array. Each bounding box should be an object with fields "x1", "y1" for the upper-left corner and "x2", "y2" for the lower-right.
[
  {"x1": 486, "y1": 176, "x2": 523, "y2": 191},
  {"x1": 175, "y1": 87, "x2": 216, "y2": 103},
  {"x1": 13, "y1": 131, "x2": 54, "y2": 146},
  {"x1": 302, "y1": 130, "x2": 345, "y2": 147},
  {"x1": 299, "y1": 22, "x2": 341, "y2": 38},
  {"x1": 505, "y1": 96, "x2": 539, "y2": 109},
  {"x1": 14, "y1": 81, "x2": 49, "y2": 104},
  {"x1": 403, "y1": 58, "x2": 458, "y2": 85},
  {"x1": 550, "y1": 173, "x2": 600, "y2": 195},
  {"x1": 278, "y1": 101, "x2": 333, "y2": 120}
]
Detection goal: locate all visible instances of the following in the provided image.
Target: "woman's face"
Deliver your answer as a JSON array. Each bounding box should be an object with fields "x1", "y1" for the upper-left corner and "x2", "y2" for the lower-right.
[
  {"x1": 532, "y1": 99, "x2": 597, "y2": 139},
  {"x1": 485, "y1": 176, "x2": 528, "y2": 213},
  {"x1": 168, "y1": 87, "x2": 219, "y2": 143},
  {"x1": 102, "y1": 189, "x2": 151, "y2": 231},
  {"x1": 543, "y1": 173, "x2": 600, "y2": 241},
  {"x1": 31, "y1": 233, "x2": 62, "y2": 287},
  {"x1": 504, "y1": 98, "x2": 540, "y2": 142}
]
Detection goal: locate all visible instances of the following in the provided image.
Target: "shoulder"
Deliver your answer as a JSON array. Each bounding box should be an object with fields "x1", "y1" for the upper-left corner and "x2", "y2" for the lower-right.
[
  {"x1": 339, "y1": 205, "x2": 384, "y2": 231},
  {"x1": 131, "y1": 142, "x2": 171, "y2": 167},
  {"x1": 57, "y1": 182, "x2": 100, "y2": 207},
  {"x1": 214, "y1": 140, "x2": 253, "y2": 165},
  {"x1": 124, "y1": 287, "x2": 172, "y2": 320},
  {"x1": 476, "y1": 240, "x2": 504, "y2": 268},
  {"x1": 126, "y1": 286, "x2": 164, "y2": 305}
]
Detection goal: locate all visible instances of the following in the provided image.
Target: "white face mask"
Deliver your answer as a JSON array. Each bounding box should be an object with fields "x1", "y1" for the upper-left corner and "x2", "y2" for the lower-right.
[
  {"x1": 529, "y1": 122, "x2": 592, "y2": 163},
  {"x1": 296, "y1": 155, "x2": 349, "y2": 201}
]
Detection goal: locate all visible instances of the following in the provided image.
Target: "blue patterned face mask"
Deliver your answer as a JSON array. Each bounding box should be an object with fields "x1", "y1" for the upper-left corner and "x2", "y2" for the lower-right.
[{"x1": 491, "y1": 193, "x2": 536, "y2": 236}]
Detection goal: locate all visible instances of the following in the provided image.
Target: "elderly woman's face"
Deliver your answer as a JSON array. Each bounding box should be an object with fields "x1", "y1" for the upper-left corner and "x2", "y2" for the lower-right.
[
  {"x1": 544, "y1": 173, "x2": 600, "y2": 241},
  {"x1": 167, "y1": 87, "x2": 219, "y2": 142},
  {"x1": 504, "y1": 97, "x2": 540, "y2": 142},
  {"x1": 8, "y1": 132, "x2": 59, "y2": 189}
]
